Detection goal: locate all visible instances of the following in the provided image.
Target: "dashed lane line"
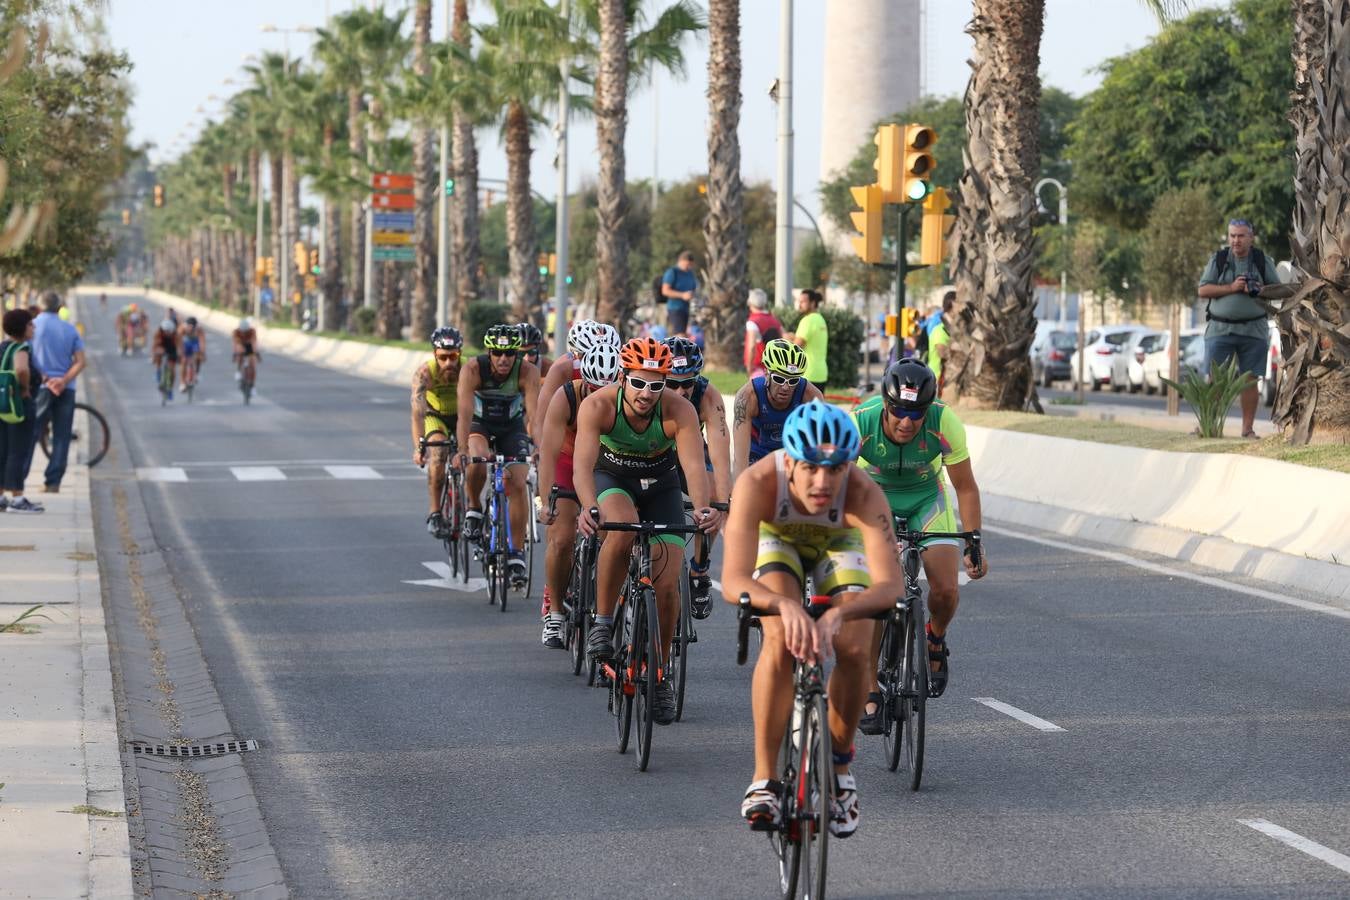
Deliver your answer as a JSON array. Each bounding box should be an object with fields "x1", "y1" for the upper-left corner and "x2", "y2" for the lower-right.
[
  {"x1": 971, "y1": 697, "x2": 1066, "y2": 732},
  {"x1": 135, "y1": 466, "x2": 188, "y2": 482},
  {"x1": 324, "y1": 465, "x2": 385, "y2": 480},
  {"x1": 1239, "y1": 819, "x2": 1350, "y2": 876},
  {"x1": 229, "y1": 466, "x2": 286, "y2": 481}
]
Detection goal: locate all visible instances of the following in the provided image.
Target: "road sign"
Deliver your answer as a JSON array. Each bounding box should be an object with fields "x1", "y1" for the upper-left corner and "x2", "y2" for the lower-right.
[
  {"x1": 372, "y1": 193, "x2": 415, "y2": 210},
  {"x1": 373, "y1": 231, "x2": 412, "y2": 246},
  {"x1": 373, "y1": 212, "x2": 415, "y2": 231},
  {"x1": 372, "y1": 172, "x2": 414, "y2": 191},
  {"x1": 373, "y1": 246, "x2": 415, "y2": 262}
]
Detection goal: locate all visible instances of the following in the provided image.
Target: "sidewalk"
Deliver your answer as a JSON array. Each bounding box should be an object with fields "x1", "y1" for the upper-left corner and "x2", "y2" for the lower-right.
[
  {"x1": 0, "y1": 456, "x2": 133, "y2": 898},
  {"x1": 1043, "y1": 397, "x2": 1278, "y2": 437}
]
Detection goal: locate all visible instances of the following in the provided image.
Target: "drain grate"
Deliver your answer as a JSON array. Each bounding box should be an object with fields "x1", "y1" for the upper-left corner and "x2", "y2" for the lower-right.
[{"x1": 130, "y1": 739, "x2": 259, "y2": 758}]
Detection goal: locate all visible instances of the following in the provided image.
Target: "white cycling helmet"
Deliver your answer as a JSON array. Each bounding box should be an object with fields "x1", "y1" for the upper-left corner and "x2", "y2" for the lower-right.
[
  {"x1": 594, "y1": 323, "x2": 620, "y2": 350},
  {"x1": 239, "y1": 318, "x2": 252, "y2": 331},
  {"x1": 159, "y1": 319, "x2": 175, "y2": 333},
  {"x1": 580, "y1": 344, "x2": 621, "y2": 388},
  {"x1": 566, "y1": 319, "x2": 598, "y2": 355}
]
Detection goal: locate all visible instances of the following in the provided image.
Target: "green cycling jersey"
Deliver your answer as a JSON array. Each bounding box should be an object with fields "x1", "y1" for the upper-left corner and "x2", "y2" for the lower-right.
[{"x1": 851, "y1": 395, "x2": 970, "y2": 510}]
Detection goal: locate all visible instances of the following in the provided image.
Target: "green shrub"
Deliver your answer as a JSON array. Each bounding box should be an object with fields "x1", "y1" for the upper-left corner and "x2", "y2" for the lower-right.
[
  {"x1": 350, "y1": 306, "x2": 378, "y2": 336},
  {"x1": 1161, "y1": 356, "x2": 1252, "y2": 438},
  {"x1": 774, "y1": 305, "x2": 865, "y2": 390},
  {"x1": 465, "y1": 301, "x2": 511, "y2": 344}
]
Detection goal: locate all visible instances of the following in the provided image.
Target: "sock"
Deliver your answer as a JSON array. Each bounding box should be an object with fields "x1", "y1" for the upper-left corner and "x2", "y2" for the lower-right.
[
  {"x1": 595, "y1": 615, "x2": 614, "y2": 627},
  {"x1": 547, "y1": 612, "x2": 565, "y2": 623}
]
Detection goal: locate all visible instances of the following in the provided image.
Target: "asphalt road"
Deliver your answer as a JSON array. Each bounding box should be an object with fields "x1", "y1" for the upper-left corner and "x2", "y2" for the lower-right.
[{"x1": 80, "y1": 294, "x2": 1350, "y2": 898}]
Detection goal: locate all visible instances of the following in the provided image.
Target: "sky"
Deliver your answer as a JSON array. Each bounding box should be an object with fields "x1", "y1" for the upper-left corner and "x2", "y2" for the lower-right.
[{"x1": 106, "y1": 0, "x2": 1222, "y2": 218}]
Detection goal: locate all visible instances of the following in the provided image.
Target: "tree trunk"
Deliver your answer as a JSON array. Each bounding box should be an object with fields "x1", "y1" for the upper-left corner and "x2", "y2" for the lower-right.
[
  {"x1": 349, "y1": 87, "x2": 366, "y2": 312},
  {"x1": 322, "y1": 123, "x2": 344, "y2": 331},
  {"x1": 703, "y1": 0, "x2": 749, "y2": 370},
  {"x1": 285, "y1": 148, "x2": 302, "y2": 325},
  {"x1": 594, "y1": 0, "x2": 631, "y2": 326},
  {"x1": 378, "y1": 259, "x2": 402, "y2": 339},
  {"x1": 504, "y1": 100, "x2": 539, "y2": 321},
  {"x1": 1275, "y1": 0, "x2": 1350, "y2": 443},
  {"x1": 410, "y1": 0, "x2": 437, "y2": 339},
  {"x1": 269, "y1": 153, "x2": 284, "y2": 310},
  {"x1": 451, "y1": 0, "x2": 481, "y2": 317},
  {"x1": 248, "y1": 148, "x2": 260, "y2": 206},
  {"x1": 944, "y1": 0, "x2": 1045, "y2": 410}
]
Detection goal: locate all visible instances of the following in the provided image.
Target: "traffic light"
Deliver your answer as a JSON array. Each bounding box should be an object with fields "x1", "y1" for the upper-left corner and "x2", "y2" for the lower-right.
[
  {"x1": 537, "y1": 252, "x2": 548, "y2": 276},
  {"x1": 920, "y1": 187, "x2": 955, "y2": 266},
  {"x1": 191, "y1": 257, "x2": 202, "y2": 278},
  {"x1": 565, "y1": 268, "x2": 573, "y2": 286},
  {"x1": 872, "y1": 124, "x2": 904, "y2": 203},
  {"x1": 153, "y1": 184, "x2": 165, "y2": 208},
  {"x1": 265, "y1": 256, "x2": 276, "y2": 279},
  {"x1": 901, "y1": 124, "x2": 937, "y2": 202},
  {"x1": 121, "y1": 209, "x2": 131, "y2": 225},
  {"x1": 309, "y1": 248, "x2": 320, "y2": 275},
  {"x1": 444, "y1": 177, "x2": 455, "y2": 197},
  {"x1": 293, "y1": 241, "x2": 307, "y2": 276},
  {"x1": 547, "y1": 253, "x2": 557, "y2": 276},
  {"x1": 900, "y1": 307, "x2": 918, "y2": 338},
  {"x1": 849, "y1": 184, "x2": 883, "y2": 264}
]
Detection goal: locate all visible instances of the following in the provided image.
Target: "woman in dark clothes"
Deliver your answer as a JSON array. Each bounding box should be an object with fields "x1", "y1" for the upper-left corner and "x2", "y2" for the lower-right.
[{"x1": 0, "y1": 308, "x2": 44, "y2": 513}]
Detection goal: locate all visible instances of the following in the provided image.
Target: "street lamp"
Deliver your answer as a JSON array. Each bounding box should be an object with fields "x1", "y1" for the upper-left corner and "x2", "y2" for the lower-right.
[{"x1": 259, "y1": 24, "x2": 315, "y2": 322}]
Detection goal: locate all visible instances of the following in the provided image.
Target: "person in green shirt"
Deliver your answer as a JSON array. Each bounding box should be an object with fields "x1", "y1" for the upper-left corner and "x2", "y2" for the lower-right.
[
  {"x1": 788, "y1": 289, "x2": 829, "y2": 390},
  {"x1": 925, "y1": 291, "x2": 954, "y2": 385},
  {"x1": 851, "y1": 359, "x2": 988, "y2": 728}
]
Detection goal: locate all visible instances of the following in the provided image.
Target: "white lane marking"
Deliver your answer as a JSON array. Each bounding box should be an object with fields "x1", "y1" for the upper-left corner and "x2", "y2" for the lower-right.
[
  {"x1": 919, "y1": 568, "x2": 972, "y2": 586},
  {"x1": 324, "y1": 465, "x2": 384, "y2": 480},
  {"x1": 403, "y1": 561, "x2": 489, "y2": 593},
  {"x1": 972, "y1": 697, "x2": 1066, "y2": 732},
  {"x1": 230, "y1": 466, "x2": 286, "y2": 482},
  {"x1": 136, "y1": 466, "x2": 189, "y2": 483},
  {"x1": 171, "y1": 458, "x2": 405, "y2": 467},
  {"x1": 983, "y1": 524, "x2": 1350, "y2": 622},
  {"x1": 1238, "y1": 819, "x2": 1350, "y2": 875}
]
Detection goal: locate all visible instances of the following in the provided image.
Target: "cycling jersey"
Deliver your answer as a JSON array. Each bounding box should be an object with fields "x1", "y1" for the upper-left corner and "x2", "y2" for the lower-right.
[
  {"x1": 233, "y1": 329, "x2": 257, "y2": 355},
  {"x1": 552, "y1": 379, "x2": 587, "y2": 493},
  {"x1": 471, "y1": 355, "x2": 524, "y2": 423},
  {"x1": 425, "y1": 354, "x2": 459, "y2": 417},
  {"x1": 748, "y1": 376, "x2": 808, "y2": 464},
  {"x1": 182, "y1": 329, "x2": 201, "y2": 357},
  {"x1": 594, "y1": 387, "x2": 683, "y2": 545},
  {"x1": 754, "y1": 450, "x2": 868, "y2": 596},
  {"x1": 153, "y1": 331, "x2": 178, "y2": 362}
]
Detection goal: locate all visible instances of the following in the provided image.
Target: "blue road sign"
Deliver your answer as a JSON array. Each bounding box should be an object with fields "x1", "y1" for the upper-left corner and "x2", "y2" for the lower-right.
[{"x1": 373, "y1": 212, "x2": 415, "y2": 231}]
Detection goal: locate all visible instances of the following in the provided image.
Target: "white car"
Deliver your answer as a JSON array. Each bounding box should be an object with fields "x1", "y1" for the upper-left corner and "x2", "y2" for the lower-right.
[
  {"x1": 1110, "y1": 330, "x2": 1162, "y2": 393},
  {"x1": 1178, "y1": 321, "x2": 1282, "y2": 406},
  {"x1": 1141, "y1": 330, "x2": 1204, "y2": 394},
  {"x1": 1069, "y1": 325, "x2": 1146, "y2": 391}
]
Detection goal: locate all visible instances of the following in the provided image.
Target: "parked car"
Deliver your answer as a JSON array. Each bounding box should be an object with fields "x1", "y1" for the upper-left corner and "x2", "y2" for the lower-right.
[
  {"x1": 1178, "y1": 321, "x2": 1281, "y2": 406},
  {"x1": 1141, "y1": 329, "x2": 1203, "y2": 394},
  {"x1": 1069, "y1": 325, "x2": 1146, "y2": 391},
  {"x1": 1031, "y1": 328, "x2": 1078, "y2": 387},
  {"x1": 1110, "y1": 330, "x2": 1162, "y2": 393}
]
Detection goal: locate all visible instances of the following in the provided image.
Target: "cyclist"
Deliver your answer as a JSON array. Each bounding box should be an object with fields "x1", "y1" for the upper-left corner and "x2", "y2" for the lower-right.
[
  {"x1": 732, "y1": 339, "x2": 823, "y2": 481},
  {"x1": 118, "y1": 303, "x2": 144, "y2": 355},
  {"x1": 663, "y1": 336, "x2": 731, "y2": 619},
  {"x1": 232, "y1": 318, "x2": 259, "y2": 369},
  {"x1": 99, "y1": 292, "x2": 107, "y2": 310},
  {"x1": 412, "y1": 326, "x2": 464, "y2": 537},
  {"x1": 166, "y1": 307, "x2": 180, "y2": 329},
  {"x1": 720, "y1": 400, "x2": 904, "y2": 838},
  {"x1": 535, "y1": 343, "x2": 622, "y2": 648},
  {"x1": 151, "y1": 319, "x2": 181, "y2": 400},
  {"x1": 572, "y1": 338, "x2": 721, "y2": 725},
  {"x1": 531, "y1": 319, "x2": 619, "y2": 439},
  {"x1": 454, "y1": 323, "x2": 541, "y2": 584},
  {"x1": 852, "y1": 359, "x2": 988, "y2": 725},
  {"x1": 517, "y1": 322, "x2": 552, "y2": 377},
  {"x1": 178, "y1": 316, "x2": 206, "y2": 391}
]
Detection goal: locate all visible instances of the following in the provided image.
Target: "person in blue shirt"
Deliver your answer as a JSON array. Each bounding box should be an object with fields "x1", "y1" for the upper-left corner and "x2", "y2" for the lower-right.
[
  {"x1": 661, "y1": 250, "x2": 698, "y2": 337},
  {"x1": 30, "y1": 293, "x2": 86, "y2": 493}
]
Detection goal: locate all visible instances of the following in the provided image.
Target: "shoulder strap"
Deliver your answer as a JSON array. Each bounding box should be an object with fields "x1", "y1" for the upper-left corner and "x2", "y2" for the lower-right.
[
  {"x1": 0, "y1": 342, "x2": 17, "y2": 372},
  {"x1": 563, "y1": 380, "x2": 579, "y2": 427}
]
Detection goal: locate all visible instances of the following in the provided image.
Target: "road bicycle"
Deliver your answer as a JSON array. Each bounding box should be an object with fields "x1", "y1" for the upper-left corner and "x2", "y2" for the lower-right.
[
  {"x1": 736, "y1": 591, "x2": 835, "y2": 900},
  {"x1": 549, "y1": 487, "x2": 598, "y2": 682},
  {"x1": 155, "y1": 359, "x2": 175, "y2": 405},
  {"x1": 465, "y1": 451, "x2": 533, "y2": 611},
  {"x1": 181, "y1": 354, "x2": 201, "y2": 404},
  {"x1": 236, "y1": 352, "x2": 257, "y2": 404},
  {"x1": 419, "y1": 435, "x2": 466, "y2": 583},
  {"x1": 875, "y1": 517, "x2": 982, "y2": 791},
  {"x1": 597, "y1": 513, "x2": 700, "y2": 772},
  {"x1": 671, "y1": 500, "x2": 729, "y2": 722},
  {"x1": 37, "y1": 401, "x2": 110, "y2": 467}
]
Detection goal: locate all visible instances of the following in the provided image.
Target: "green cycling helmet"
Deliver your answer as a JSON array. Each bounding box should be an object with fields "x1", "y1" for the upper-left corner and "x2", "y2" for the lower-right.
[
  {"x1": 761, "y1": 339, "x2": 807, "y2": 378},
  {"x1": 483, "y1": 323, "x2": 523, "y2": 351}
]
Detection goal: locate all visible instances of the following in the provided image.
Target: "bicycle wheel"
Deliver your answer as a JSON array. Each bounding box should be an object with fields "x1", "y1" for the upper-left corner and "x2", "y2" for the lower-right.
[
  {"x1": 880, "y1": 615, "x2": 905, "y2": 773},
  {"x1": 440, "y1": 476, "x2": 459, "y2": 582},
  {"x1": 613, "y1": 591, "x2": 634, "y2": 753},
  {"x1": 455, "y1": 478, "x2": 472, "y2": 585},
  {"x1": 633, "y1": 587, "x2": 660, "y2": 772},
  {"x1": 673, "y1": 560, "x2": 691, "y2": 722},
  {"x1": 566, "y1": 549, "x2": 588, "y2": 677},
  {"x1": 524, "y1": 466, "x2": 539, "y2": 598},
  {"x1": 797, "y1": 690, "x2": 832, "y2": 900},
  {"x1": 158, "y1": 365, "x2": 173, "y2": 405},
  {"x1": 40, "y1": 403, "x2": 110, "y2": 468},
  {"x1": 495, "y1": 500, "x2": 509, "y2": 612},
  {"x1": 900, "y1": 598, "x2": 928, "y2": 791},
  {"x1": 774, "y1": 702, "x2": 803, "y2": 900}
]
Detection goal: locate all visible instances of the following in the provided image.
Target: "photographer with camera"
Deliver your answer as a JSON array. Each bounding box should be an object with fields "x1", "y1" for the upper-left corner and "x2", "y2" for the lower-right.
[{"x1": 1197, "y1": 218, "x2": 1279, "y2": 439}]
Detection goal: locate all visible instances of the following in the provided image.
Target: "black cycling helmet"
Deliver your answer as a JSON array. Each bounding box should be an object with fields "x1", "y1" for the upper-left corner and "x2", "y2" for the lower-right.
[
  {"x1": 185, "y1": 316, "x2": 197, "y2": 326},
  {"x1": 881, "y1": 358, "x2": 937, "y2": 412},
  {"x1": 663, "y1": 336, "x2": 704, "y2": 377},
  {"x1": 516, "y1": 322, "x2": 543, "y2": 348},
  {"x1": 431, "y1": 326, "x2": 463, "y2": 350}
]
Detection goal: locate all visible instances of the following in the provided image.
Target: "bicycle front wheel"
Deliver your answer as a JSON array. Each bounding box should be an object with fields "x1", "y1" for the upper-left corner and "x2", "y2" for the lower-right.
[
  {"x1": 796, "y1": 691, "x2": 832, "y2": 900},
  {"x1": 673, "y1": 561, "x2": 692, "y2": 722},
  {"x1": 633, "y1": 587, "x2": 659, "y2": 772},
  {"x1": 900, "y1": 598, "x2": 929, "y2": 791},
  {"x1": 40, "y1": 403, "x2": 111, "y2": 468},
  {"x1": 613, "y1": 593, "x2": 634, "y2": 753},
  {"x1": 880, "y1": 614, "x2": 904, "y2": 773}
]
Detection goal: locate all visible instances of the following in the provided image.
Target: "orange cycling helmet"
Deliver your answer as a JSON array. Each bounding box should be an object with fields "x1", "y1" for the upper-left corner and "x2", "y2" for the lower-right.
[{"x1": 619, "y1": 337, "x2": 673, "y2": 375}]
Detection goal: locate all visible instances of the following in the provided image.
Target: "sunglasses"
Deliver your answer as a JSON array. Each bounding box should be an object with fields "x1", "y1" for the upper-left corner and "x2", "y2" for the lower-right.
[
  {"x1": 436, "y1": 350, "x2": 461, "y2": 361},
  {"x1": 887, "y1": 405, "x2": 926, "y2": 421},
  {"x1": 489, "y1": 348, "x2": 517, "y2": 357},
  {"x1": 667, "y1": 378, "x2": 696, "y2": 391},
  {"x1": 523, "y1": 347, "x2": 539, "y2": 359},
  {"x1": 768, "y1": 373, "x2": 802, "y2": 387},
  {"x1": 625, "y1": 374, "x2": 666, "y2": 393},
  {"x1": 795, "y1": 448, "x2": 851, "y2": 468}
]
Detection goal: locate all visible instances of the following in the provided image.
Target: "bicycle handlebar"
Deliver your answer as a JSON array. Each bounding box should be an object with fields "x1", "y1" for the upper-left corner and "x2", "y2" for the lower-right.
[
  {"x1": 683, "y1": 500, "x2": 730, "y2": 512},
  {"x1": 894, "y1": 517, "x2": 984, "y2": 570},
  {"x1": 548, "y1": 485, "x2": 579, "y2": 516},
  {"x1": 598, "y1": 520, "x2": 701, "y2": 535},
  {"x1": 464, "y1": 454, "x2": 533, "y2": 465}
]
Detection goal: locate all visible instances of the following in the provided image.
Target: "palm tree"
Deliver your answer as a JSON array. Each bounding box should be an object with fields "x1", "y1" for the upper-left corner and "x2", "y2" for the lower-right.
[
  {"x1": 245, "y1": 53, "x2": 292, "y2": 316},
  {"x1": 1276, "y1": 0, "x2": 1349, "y2": 443},
  {"x1": 451, "y1": 0, "x2": 484, "y2": 313},
  {"x1": 295, "y1": 80, "x2": 352, "y2": 331},
  {"x1": 477, "y1": 0, "x2": 571, "y2": 323},
  {"x1": 410, "y1": 0, "x2": 437, "y2": 339},
  {"x1": 582, "y1": 0, "x2": 704, "y2": 325},
  {"x1": 702, "y1": 0, "x2": 746, "y2": 369}
]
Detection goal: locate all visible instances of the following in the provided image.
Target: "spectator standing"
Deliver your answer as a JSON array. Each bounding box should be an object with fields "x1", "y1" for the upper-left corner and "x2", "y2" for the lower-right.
[
  {"x1": 786, "y1": 288, "x2": 829, "y2": 390},
  {"x1": 1197, "y1": 218, "x2": 1279, "y2": 439},
  {"x1": 926, "y1": 291, "x2": 955, "y2": 388},
  {"x1": 743, "y1": 288, "x2": 784, "y2": 378},
  {"x1": 660, "y1": 250, "x2": 699, "y2": 337},
  {"x1": 30, "y1": 292, "x2": 86, "y2": 493},
  {"x1": 0, "y1": 309, "x2": 43, "y2": 512}
]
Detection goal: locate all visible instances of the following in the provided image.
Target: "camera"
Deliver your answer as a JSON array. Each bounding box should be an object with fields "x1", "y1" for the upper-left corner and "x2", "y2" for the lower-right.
[{"x1": 1244, "y1": 275, "x2": 1262, "y2": 297}]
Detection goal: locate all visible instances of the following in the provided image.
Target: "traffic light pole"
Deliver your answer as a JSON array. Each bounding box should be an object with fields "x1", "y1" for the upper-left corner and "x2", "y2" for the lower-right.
[{"x1": 887, "y1": 203, "x2": 927, "y2": 363}]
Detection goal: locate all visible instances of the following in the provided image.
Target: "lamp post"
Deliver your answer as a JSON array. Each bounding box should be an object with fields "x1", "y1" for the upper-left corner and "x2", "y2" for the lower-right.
[
  {"x1": 1035, "y1": 177, "x2": 1075, "y2": 401},
  {"x1": 552, "y1": 0, "x2": 572, "y2": 355},
  {"x1": 772, "y1": 0, "x2": 794, "y2": 308}
]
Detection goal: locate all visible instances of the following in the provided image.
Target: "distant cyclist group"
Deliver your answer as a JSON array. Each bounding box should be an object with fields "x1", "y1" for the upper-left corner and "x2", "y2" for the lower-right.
[
  {"x1": 410, "y1": 316, "x2": 989, "y2": 871},
  {"x1": 114, "y1": 301, "x2": 259, "y2": 403}
]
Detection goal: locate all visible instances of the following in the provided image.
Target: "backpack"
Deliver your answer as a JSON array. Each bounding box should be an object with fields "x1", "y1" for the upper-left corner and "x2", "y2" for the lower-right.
[
  {"x1": 652, "y1": 268, "x2": 670, "y2": 305},
  {"x1": 0, "y1": 341, "x2": 28, "y2": 425},
  {"x1": 1206, "y1": 246, "x2": 1269, "y2": 324}
]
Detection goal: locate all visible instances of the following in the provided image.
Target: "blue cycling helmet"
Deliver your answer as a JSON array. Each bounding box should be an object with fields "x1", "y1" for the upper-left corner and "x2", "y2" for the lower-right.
[
  {"x1": 663, "y1": 336, "x2": 703, "y2": 377},
  {"x1": 782, "y1": 400, "x2": 860, "y2": 466}
]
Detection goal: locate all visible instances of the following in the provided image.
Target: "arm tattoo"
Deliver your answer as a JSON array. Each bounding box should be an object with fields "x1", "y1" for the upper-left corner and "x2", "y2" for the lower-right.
[
  {"x1": 711, "y1": 399, "x2": 728, "y2": 436},
  {"x1": 733, "y1": 391, "x2": 748, "y2": 430},
  {"x1": 411, "y1": 367, "x2": 429, "y2": 420}
]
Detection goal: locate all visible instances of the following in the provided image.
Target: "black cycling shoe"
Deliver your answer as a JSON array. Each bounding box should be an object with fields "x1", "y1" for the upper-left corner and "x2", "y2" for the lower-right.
[
  {"x1": 463, "y1": 510, "x2": 483, "y2": 541},
  {"x1": 690, "y1": 574, "x2": 713, "y2": 619},
  {"x1": 652, "y1": 679, "x2": 677, "y2": 725},
  {"x1": 927, "y1": 631, "x2": 950, "y2": 698},
  {"x1": 857, "y1": 691, "x2": 885, "y2": 735},
  {"x1": 426, "y1": 512, "x2": 445, "y2": 537},
  {"x1": 586, "y1": 622, "x2": 615, "y2": 661},
  {"x1": 508, "y1": 551, "x2": 527, "y2": 587}
]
